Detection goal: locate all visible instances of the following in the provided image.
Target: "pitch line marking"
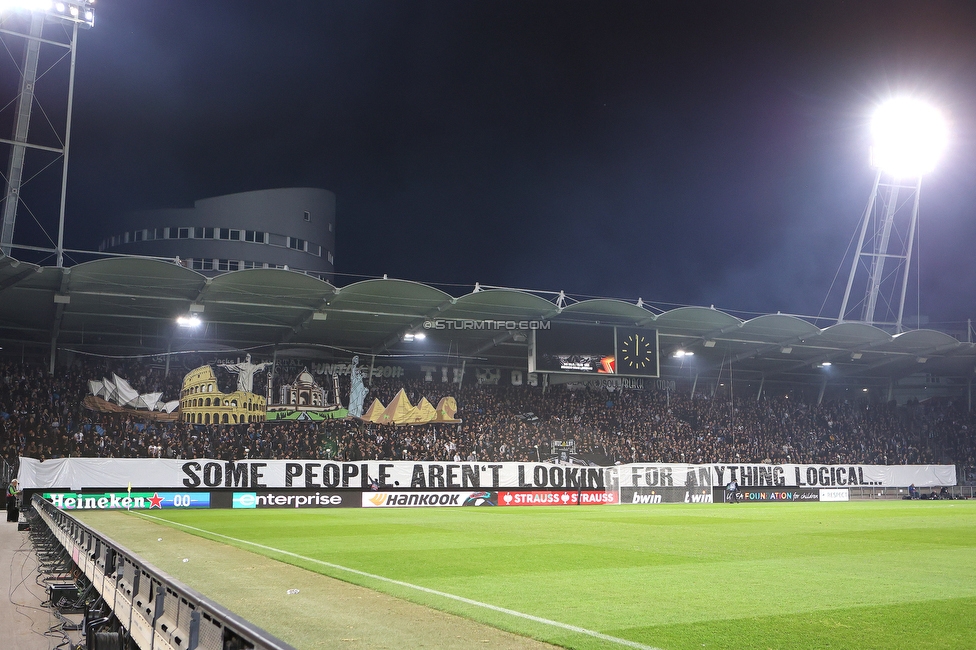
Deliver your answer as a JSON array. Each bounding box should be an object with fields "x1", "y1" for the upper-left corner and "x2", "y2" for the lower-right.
[{"x1": 133, "y1": 512, "x2": 664, "y2": 650}]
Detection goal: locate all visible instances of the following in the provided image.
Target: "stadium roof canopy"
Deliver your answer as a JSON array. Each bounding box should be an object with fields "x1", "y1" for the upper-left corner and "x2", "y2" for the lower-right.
[{"x1": 1, "y1": 255, "x2": 974, "y2": 394}]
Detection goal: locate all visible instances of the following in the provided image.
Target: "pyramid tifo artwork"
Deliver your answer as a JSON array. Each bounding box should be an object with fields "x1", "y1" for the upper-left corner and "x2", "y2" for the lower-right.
[
  {"x1": 361, "y1": 398, "x2": 386, "y2": 423},
  {"x1": 414, "y1": 397, "x2": 438, "y2": 422},
  {"x1": 356, "y1": 389, "x2": 461, "y2": 425}
]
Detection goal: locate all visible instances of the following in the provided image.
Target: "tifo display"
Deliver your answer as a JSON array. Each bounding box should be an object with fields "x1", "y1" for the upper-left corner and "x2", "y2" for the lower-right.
[{"x1": 4, "y1": 355, "x2": 975, "y2": 509}]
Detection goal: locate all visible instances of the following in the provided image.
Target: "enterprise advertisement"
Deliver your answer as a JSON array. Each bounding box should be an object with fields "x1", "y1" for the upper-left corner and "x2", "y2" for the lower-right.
[{"x1": 231, "y1": 491, "x2": 357, "y2": 508}]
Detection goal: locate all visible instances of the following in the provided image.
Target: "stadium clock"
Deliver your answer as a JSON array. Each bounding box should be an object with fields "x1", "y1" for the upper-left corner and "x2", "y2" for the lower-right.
[{"x1": 615, "y1": 328, "x2": 659, "y2": 376}]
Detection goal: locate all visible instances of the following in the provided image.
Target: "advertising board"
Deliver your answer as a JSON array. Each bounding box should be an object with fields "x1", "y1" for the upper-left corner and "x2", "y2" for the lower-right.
[
  {"x1": 44, "y1": 491, "x2": 210, "y2": 510},
  {"x1": 362, "y1": 491, "x2": 497, "y2": 508},
  {"x1": 712, "y1": 487, "x2": 822, "y2": 503},
  {"x1": 231, "y1": 491, "x2": 357, "y2": 508},
  {"x1": 622, "y1": 487, "x2": 713, "y2": 504},
  {"x1": 818, "y1": 488, "x2": 850, "y2": 502},
  {"x1": 497, "y1": 490, "x2": 618, "y2": 506}
]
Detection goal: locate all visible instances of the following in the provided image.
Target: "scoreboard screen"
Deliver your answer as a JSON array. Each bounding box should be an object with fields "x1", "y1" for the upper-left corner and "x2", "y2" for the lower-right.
[
  {"x1": 530, "y1": 323, "x2": 614, "y2": 374},
  {"x1": 529, "y1": 324, "x2": 659, "y2": 377}
]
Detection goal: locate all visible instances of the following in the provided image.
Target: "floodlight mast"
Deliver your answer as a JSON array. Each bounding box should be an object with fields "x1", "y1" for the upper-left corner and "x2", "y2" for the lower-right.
[
  {"x1": 0, "y1": 1, "x2": 94, "y2": 264},
  {"x1": 837, "y1": 99, "x2": 946, "y2": 333}
]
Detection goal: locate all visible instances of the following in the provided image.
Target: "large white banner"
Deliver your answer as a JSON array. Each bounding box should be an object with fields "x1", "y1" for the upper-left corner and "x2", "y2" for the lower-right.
[
  {"x1": 609, "y1": 463, "x2": 956, "y2": 489},
  {"x1": 17, "y1": 457, "x2": 956, "y2": 491}
]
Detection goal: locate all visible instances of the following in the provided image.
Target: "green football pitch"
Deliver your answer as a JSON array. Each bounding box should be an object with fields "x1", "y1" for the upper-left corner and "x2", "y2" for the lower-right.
[{"x1": 85, "y1": 501, "x2": 976, "y2": 650}]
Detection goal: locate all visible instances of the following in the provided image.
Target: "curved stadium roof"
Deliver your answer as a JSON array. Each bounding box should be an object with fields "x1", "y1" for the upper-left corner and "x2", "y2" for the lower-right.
[{"x1": 1, "y1": 254, "x2": 974, "y2": 393}]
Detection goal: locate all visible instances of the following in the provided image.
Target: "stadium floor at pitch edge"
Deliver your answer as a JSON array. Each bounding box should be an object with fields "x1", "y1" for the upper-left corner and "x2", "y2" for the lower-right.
[
  {"x1": 0, "y1": 518, "x2": 84, "y2": 650},
  {"x1": 73, "y1": 509, "x2": 574, "y2": 650}
]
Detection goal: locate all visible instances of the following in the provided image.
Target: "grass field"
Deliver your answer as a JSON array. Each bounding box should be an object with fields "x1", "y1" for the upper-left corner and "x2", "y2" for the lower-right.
[{"x1": 81, "y1": 501, "x2": 976, "y2": 650}]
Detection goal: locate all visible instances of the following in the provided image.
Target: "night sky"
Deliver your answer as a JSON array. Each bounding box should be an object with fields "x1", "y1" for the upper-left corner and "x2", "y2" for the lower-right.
[{"x1": 7, "y1": 1, "x2": 976, "y2": 327}]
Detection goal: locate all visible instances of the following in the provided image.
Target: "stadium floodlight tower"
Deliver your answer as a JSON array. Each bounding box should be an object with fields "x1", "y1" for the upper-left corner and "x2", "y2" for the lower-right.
[
  {"x1": 0, "y1": 0, "x2": 94, "y2": 265},
  {"x1": 837, "y1": 98, "x2": 948, "y2": 332}
]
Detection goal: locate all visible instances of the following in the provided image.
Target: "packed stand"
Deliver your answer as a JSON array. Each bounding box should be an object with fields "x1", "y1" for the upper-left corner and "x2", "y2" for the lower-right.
[{"x1": 1, "y1": 358, "x2": 975, "y2": 484}]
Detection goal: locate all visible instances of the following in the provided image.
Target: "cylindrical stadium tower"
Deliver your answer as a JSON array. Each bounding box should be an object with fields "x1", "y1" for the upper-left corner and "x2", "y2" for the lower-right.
[{"x1": 97, "y1": 187, "x2": 335, "y2": 280}]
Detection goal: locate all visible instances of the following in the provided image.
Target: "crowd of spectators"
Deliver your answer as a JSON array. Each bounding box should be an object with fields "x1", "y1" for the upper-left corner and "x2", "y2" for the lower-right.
[{"x1": 1, "y1": 357, "x2": 975, "y2": 484}]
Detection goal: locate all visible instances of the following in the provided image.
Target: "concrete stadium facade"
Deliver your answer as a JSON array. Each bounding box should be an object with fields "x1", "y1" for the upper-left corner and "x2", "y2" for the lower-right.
[{"x1": 97, "y1": 188, "x2": 335, "y2": 279}]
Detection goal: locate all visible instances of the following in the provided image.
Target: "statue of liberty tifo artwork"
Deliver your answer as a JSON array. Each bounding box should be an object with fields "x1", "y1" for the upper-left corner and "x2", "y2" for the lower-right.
[{"x1": 347, "y1": 355, "x2": 368, "y2": 418}]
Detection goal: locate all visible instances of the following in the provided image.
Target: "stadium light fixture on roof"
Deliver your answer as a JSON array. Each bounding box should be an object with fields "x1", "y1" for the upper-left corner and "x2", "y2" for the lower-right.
[
  {"x1": 0, "y1": 0, "x2": 95, "y2": 26},
  {"x1": 870, "y1": 98, "x2": 947, "y2": 179},
  {"x1": 176, "y1": 315, "x2": 202, "y2": 328},
  {"x1": 672, "y1": 350, "x2": 693, "y2": 358}
]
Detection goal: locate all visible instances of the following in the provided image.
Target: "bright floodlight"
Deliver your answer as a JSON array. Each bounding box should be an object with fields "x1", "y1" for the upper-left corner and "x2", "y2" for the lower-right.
[
  {"x1": 177, "y1": 315, "x2": 202, "y2": 328},
  {"x1": 0, "y1": 0, "x2": 51, "y2": 11},
  {"x1": 0, "y1": 0, "x2": 94, "y2": 26},
  {"x1": 870, "y1": 98, "x2": 947, "y2": 178}
]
